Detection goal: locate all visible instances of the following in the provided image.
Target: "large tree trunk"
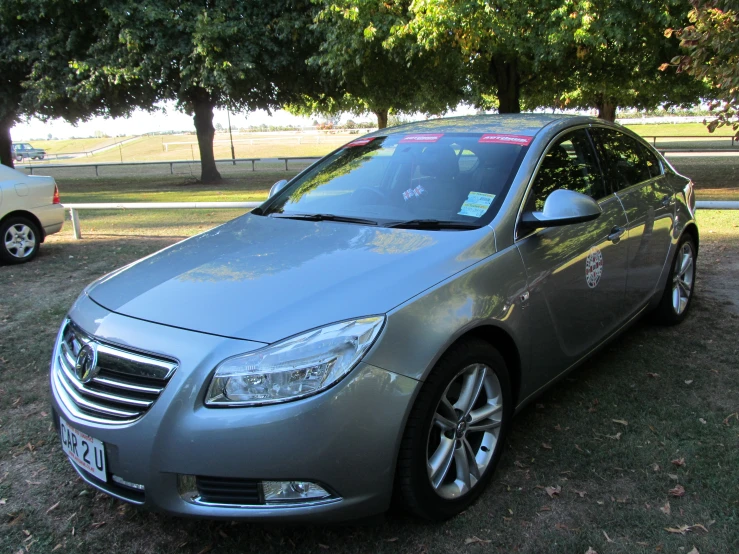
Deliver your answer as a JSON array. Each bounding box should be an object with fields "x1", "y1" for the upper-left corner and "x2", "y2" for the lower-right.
[
  {"x1": 375, "y1": 109, "x2": 388, "y2": 129},
  {"x1": 0, "y1": 117, "x2": 15, "y2": 169},
  {"x1": 192, "y1": 98, "x2": 221, "y2": 183},
  {"x1": 596, "y1": 100, "x2": 617, "y2": 122},
  {"x1": 490, "y1": 57, "x2": 521, "y2": 114}
]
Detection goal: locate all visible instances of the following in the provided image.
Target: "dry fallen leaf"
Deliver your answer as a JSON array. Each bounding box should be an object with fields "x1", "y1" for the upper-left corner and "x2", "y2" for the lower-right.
[
  {"x1": 603, "y1": 531, "x2": 614, "y2": 543},
  {"x1": 665, "y1": 524, "x2": 708, "y2": 535},
  {"x1": 653, "y1": 463, "x2": 661, "y2": 472},
  {"x1": 669, "y1": 485, "x2": 686, "y2": 497},
  {"x1": 671, "y1": 458, "x2": 686, "y2": 467},
  {"x1": 464, "y1": 536, "x2": 491, "y2": 545},
  {"x1": 541, "y1": 443, "x2": 553, "y2": 450},
  {"x1": 385, "y1": 538, "x2": 399, "y2": 543},
  {"x1": 647, "y1": 372, "x2": 660, "y2": 378},
  {"x1": 545, "y1": 485, "x2": 562, "y2": 498},
  {"x1": 684, "y1": 380, "x2": 693, "y2": 385},
  {"x1": 612, "y1": 419, "x2": 628, "y2": 426},
  {"x1": 46, "y1": 502, "x2": 60, "y2": 514},
  {"x1": 698, "y1": 418, "x2": 707, "y2": 425},
  {"x1": 574, "y1": 490, "x2": 586, "y2": 498},
  {"x1": 668, "y1": 473, "x2": 679, "y2": 481},
  {"x1": 585, "y1": 548, "x2": 598, "y2": 554},
  {"x1": 660, "y1": 502, "x2": 671, "y2": 515},
  {"x1": 318, "y1": 545, "x2": 329, "y2": 550},
  {"x1": 90, "y1": 521, "x2": 106, "y2": 530},
  {"x1": 687, "y1": 547, "x2": 699, "y2": 554},
  {"x1": 606, "y1": 432, "x2": 622, "y2": 440}
]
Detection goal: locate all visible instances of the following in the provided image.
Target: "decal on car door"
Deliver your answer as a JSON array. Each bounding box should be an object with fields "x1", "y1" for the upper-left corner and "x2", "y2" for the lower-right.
[{"x1": 585, "y1": 248, "x2": 604, "y2": 289}]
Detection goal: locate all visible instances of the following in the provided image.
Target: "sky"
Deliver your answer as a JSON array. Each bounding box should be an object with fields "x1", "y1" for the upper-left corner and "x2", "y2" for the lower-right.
[{"x1": 11, "y1": 101, "x2": 480, "y2": 141}]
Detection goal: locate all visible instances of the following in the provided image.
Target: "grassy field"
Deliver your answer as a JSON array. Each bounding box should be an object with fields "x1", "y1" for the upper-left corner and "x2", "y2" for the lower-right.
[
  {"x1": 18, "y1": 122, "x2": 736, "y2": 166},
  {"x1": 29, "y1": 137, "x2": 136, "y2": 155},
  {"x1": 0, "y1": 210, "x2": 736, "y2": 554}
]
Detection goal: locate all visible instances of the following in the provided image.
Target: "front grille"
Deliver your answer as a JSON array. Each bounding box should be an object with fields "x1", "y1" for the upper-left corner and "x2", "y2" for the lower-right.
[
  {"x1": 53, "y1": 319, "x2": 178, "y2": 425},
  {"x1": 196, "y1": 476, "x2": 262, "y2": 505}
]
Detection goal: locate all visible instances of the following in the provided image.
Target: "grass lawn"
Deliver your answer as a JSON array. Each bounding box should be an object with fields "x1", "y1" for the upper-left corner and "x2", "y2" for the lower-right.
[
  {"x1": 0, "y1": 211, "x2": 736, "y2": 553},
  {"x1": 29, "y1": 137, "x2": 136, "y2": 155},
  {"x1": 624, "y1": 123, "x2": 735, "y2": 137}
]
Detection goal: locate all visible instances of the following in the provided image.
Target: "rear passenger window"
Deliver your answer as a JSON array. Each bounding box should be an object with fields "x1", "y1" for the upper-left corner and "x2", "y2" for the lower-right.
[
  {"x1": 590, "y1": 128, "x2": 658, "y2": 191},
  {"x1": 526, "y1": 129, "x2": 606, "y2": 211}
]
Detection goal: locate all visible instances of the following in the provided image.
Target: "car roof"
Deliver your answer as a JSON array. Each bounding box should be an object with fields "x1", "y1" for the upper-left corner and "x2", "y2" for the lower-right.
[{"x1": 376, "y1": 113, "x2": 595, "y2": 137}]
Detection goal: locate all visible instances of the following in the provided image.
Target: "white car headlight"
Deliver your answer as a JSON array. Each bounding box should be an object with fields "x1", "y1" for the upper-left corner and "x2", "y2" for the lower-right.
[{"x1": 205, "y1": 316, "x2": 385, "y2": 406}]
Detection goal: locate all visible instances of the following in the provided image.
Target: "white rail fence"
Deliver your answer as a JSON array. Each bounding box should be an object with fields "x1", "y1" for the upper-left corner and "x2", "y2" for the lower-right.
[{"x1": 63, "y1": 200, "x2": 737, "y2": 240}]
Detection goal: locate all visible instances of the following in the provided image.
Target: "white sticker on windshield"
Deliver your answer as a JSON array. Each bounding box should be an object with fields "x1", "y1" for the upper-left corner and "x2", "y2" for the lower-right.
[{"x1": 458, "y1": 192, "x2": 496, "y2": 218}]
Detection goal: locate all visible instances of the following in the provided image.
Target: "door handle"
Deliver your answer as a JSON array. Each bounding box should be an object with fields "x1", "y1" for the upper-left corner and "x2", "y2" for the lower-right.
[
  {"x1": 608, "y1": 226, "x2": 625, "y2": 243},
  {"x1": 661, "y1": 195, "x2": 675, "y2": 207}
]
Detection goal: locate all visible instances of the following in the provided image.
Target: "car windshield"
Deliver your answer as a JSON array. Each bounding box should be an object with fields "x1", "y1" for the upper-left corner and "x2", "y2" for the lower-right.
[{"x1": 260, "y1": 133, "x2": 530, "y2": 228}]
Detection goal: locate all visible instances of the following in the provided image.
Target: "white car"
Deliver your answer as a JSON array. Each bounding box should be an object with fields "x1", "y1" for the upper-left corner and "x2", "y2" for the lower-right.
[{"x1": 0, "y1": 164, "x2": 64, "y2": 264}]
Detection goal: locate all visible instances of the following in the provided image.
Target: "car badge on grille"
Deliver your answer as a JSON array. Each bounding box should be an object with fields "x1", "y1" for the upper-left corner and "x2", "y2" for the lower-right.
[{"x1": 74, "y1": 344, "x2": 99, "y2": 383}]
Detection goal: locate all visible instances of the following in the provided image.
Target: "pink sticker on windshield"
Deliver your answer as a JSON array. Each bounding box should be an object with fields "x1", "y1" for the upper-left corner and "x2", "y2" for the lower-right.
[
  {"x1": 478, "y1": 134, "x2": 533, "y2": 146},
  {"x1": 399, "y1": 134, "x2": 444, "y2": 144},
  {"x1": 344, "y1": 137, "x2": 376, "y2": 148}
]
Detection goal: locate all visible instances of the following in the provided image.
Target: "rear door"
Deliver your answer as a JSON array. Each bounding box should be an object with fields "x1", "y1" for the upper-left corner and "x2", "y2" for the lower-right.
[
  {"x1": 589, "y1": 128, "x2": 675, "y2": 310},
  {"x1": 516, "y1": 128, "x2": 629, "y2": 385}
]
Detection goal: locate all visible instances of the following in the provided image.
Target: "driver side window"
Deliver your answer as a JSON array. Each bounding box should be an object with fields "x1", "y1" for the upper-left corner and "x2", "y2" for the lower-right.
[{"x1": 527, "y1": 129, "x2": 605, "y2": 212}]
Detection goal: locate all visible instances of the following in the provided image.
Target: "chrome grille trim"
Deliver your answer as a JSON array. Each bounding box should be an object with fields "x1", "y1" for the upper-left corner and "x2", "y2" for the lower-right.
[{"x1": 53, "y1": 319, "x2": 178, "y2": 425}]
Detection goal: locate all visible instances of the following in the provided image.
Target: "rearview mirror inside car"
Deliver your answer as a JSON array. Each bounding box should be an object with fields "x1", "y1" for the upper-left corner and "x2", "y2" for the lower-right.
[{"x1": 268, "y1": 179, "x2": 289, "y2": 198}]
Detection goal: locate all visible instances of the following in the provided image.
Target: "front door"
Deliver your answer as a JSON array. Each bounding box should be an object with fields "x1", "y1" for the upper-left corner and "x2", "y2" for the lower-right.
[{"x1": 516, "y1": 129, "x2": 629, "y2": 385}]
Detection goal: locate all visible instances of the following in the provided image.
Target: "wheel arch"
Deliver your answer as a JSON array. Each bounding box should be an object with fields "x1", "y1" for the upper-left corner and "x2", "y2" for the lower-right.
[
  {"x1": 682, "y1": 221, "x2": 699, "y2": 252},
  {"x1": 1, "y1": 210, "x2": 46, "y2": 242},
  {"x1": 449, "y1": 324, "x2": 522, "y2": 406}
]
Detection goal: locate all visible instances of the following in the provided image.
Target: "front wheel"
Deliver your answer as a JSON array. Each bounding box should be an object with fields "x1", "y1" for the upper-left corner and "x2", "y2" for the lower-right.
[
  {"x1": 396, "y1": 338, "x2": 512, "y2": 520},
  {"x1": 15, "y1": 154, "x2": 23, "y2": 162},
  {"x1": 652, "y1": 233, "x2": 697, "y2": 325}
]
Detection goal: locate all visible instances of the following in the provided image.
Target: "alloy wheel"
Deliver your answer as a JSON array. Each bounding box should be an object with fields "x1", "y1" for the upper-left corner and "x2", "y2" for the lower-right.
[
  {"x1": 426, "y1": 363, "x2": 503, "y2": 499},
  {"x1": 4, "y1": 223, "x2": 37, "y2": 259},
  {"x1": 672, "y1": 242, "x2": 695, "y2": 315}
]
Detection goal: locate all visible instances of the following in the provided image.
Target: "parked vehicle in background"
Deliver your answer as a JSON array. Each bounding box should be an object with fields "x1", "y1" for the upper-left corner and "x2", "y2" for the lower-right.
[
  {"x1": 0, "y1": 165, "x2": 64, "y2": 264},
  {"x1": 49, "y1": 114, "x2": 698, "y2": 522},
  {"x1": 12, "y1": 142, "x2": 47, "y2": 161}
]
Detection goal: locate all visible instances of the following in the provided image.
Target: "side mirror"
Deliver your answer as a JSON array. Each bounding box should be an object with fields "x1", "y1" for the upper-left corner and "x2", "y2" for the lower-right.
[
  {"x1": 521, "y1": 189, "x2": 602, "y2": 229},
  {"x1": 268, "y1": 179, "x2": 289, "y2": 199}
]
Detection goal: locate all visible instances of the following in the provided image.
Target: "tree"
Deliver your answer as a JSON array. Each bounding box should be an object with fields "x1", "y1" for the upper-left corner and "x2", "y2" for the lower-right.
[
  {"x1": 74, "y1": 0, "x2": 321, "y2": 182},
  {"x1": 400, "y1": 0, "x2": 565, "y2": 114},
  {"x1": 546, "y1": 0, "x2": 708, "y2": 121},
  {"x1": 0, "y1": 1, "x2": 156, "y2": 168},
  {"x1": 669, "y1": 0, "x2": 739, "y2": 135},
  {"x1": 290, "y1": 0, "x2": 466, "y2": 129}
]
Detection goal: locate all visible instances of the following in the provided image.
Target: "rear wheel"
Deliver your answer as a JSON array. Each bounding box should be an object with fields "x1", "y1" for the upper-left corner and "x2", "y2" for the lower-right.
[
  {"x1": 15, "y1": 154, "x2": 23, "y2": 162},
  {"x1": 1, "y1": 217, "x2": 40, "y2": 264},
  {"x1": 396, "y1": 338, "x2": 512, "y2": 520},
  {"x1": 652, "y1": 234, "x2": 696, "y2": 325}
]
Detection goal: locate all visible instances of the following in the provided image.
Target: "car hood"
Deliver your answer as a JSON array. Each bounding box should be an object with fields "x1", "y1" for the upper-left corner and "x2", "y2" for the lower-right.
[{"x1": 87, "y1": 214, "x2": 495, "y2": 343}]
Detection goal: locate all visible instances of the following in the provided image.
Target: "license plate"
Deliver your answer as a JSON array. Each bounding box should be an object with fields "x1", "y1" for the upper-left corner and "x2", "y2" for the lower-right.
[{"x1": 60, "y1": 419, "x2": 107, "y2": 482}]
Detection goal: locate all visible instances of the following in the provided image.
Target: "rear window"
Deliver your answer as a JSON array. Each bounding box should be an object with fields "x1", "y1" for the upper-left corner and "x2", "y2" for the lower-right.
[{"x1": 261, "y1": 133, "x2": 529, "y2": 227}]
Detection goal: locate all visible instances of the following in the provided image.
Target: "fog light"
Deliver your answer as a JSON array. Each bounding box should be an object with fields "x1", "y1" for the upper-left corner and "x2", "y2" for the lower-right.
[
  {"x1": 112, "y1": 474, "x2": 145, "y2": 491},
  {"x1": 262, "y1": 480, "x2": 331, "y2": 503}
]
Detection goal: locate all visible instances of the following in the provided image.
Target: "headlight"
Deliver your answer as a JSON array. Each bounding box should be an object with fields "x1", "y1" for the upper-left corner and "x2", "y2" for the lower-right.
[{"x1": 205, "y1": 316, "x2": 385, "y2": 406}]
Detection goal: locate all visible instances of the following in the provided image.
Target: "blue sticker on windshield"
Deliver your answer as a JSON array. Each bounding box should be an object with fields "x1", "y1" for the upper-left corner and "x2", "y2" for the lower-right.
[{"x1": 458, "y1": 192, "x2": 496, "y2": 218}]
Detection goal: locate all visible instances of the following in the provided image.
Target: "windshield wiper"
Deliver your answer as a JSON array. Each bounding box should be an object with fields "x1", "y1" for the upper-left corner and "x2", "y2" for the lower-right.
[
  {"x1": 386, "y1": 219, "x2": 479, "y2": 230},
  {"x1": 270, "y1": 213, "x2": 378, "y2": 226}
]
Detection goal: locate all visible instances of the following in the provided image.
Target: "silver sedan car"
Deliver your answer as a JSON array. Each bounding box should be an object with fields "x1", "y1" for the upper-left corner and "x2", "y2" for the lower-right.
[{"x1": 50, "y1": 115, "x2": 698, "y2": 521}]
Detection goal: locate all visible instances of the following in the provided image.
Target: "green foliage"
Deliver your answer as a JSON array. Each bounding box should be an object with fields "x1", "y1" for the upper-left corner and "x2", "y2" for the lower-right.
[
  {"x1": 546, "y1": 0, "x2": 708, "y2": 119},
  {"x1": 289, "y1": 1, "x2": 466, "y2": 127},
  {"x1": 670, "y1": 0, "x2": 739, "y2": 136}
]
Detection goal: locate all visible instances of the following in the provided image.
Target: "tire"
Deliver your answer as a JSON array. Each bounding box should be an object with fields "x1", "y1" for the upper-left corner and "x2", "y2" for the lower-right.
[
  {"x1": 0, "y1": 217, "x2": 41, "y2": 264},
  {"x1": 396, "y1": 338, "x2": 513, "y2": 520},
  {"x1": 652, "y1": 233, "x2": 697, "y2": 325},
  {"x1": 38, "y1": 154, "x2": 44, "y2": 160},
  {"x1": 16, "y1": 154, "x2": 23, "y2": 162}
]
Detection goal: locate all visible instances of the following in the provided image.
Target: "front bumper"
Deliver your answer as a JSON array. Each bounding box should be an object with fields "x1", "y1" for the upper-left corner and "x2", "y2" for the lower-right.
[{"x1": 50, "y1": 295, "x2": 420, "y2": 521}]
